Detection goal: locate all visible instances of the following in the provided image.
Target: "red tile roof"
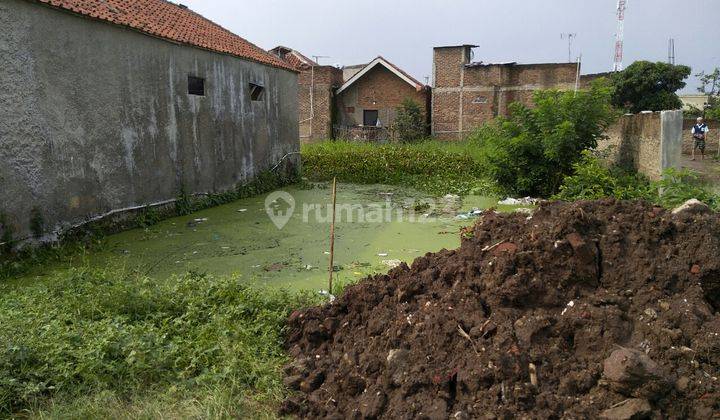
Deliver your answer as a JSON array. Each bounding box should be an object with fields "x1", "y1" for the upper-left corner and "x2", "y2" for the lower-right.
[{"x1": 33, "y1": 0, "x2": 296, "y2": 71}]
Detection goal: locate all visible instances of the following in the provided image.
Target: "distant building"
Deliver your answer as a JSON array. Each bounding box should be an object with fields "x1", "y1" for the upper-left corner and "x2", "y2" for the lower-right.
[
  {"x1": 679, "y1": 94, "x2": 711, "y2": 111},
  {"x1": 342, "y1": 64, "x2": 367, "y2": 83},
  {"x1": 432, "y1": 45, "x2": 608, "y2": 140},
  {"x1": 270, "y1": 46, "x2": 343, "y2": 142},
  {"x1": 335, "y1": 56, "x2": 429, "y2": 133},
  {"x1": 1, "y1": 0, "x2": 299, "y2": 241}
]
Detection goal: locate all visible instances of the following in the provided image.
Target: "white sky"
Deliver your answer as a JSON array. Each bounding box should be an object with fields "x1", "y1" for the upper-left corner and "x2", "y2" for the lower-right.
[{"x1": 183, "y1": 0, "x2": 720, "y2": 93}]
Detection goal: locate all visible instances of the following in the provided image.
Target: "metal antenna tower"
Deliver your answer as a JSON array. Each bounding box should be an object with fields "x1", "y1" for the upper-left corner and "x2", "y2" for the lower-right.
[
  {"x1": 312, "y1": 55, "x2": 330, "y2": 65},
  {"x1": 613, "y1": 0, "x2": 627, "y2": 71},
  {"x1": 561, "y1": 33, "x2": 577, "y2": 63},
  {"x1": 668, "y1": 38, "x2": 676, "y2": 65}
]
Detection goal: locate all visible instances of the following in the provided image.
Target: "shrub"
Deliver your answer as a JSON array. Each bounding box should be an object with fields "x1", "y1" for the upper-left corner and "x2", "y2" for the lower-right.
[
  {"x1": 391, "y1": 99, "x2": 426, "y2": 142},
  {"x1": 474, "y1": 81, "x2": 618, "y2": 197},
  {"x1": 554, "y1": 151, "x2": 654, "y2": 201},
  {"x1": 653, "y1": 168, "x2": 720, "y2": 210},
  {"x1": 554, "y1": 153, "x2": 720, "y2": 211},
  {"x1": 301, "y1": 141, "x2": 495, "y2": 196}
]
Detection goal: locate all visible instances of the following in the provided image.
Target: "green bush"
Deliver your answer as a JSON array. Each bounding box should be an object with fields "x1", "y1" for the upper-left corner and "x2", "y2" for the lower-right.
[
  {"x1": 554, "y1": 151, "x2": 654, "y2": 201},
  {"x1": 0, "y1": 268, "x2": 318, "y2": 416},
  {"x1": 554, "y1": 153, "x2": 720, "y2": 211},
  {"x1": 472, "y1": 81, "x2": 618, "y2": 197},
  {"x1": 391, "y1": 99, "x2": 426, "y2": 142},
  {"x1": 653, "y1": 168, "x2": 720, "y2": 210},
  {"x1": 301, "y1": 140, "x2": 496, "y2": 196}
]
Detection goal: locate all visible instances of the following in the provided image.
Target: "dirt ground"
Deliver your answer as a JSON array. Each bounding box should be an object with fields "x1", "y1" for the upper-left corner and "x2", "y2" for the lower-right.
[{"x1": 281, "y1": 199, "x2": 720, "y2": 419}]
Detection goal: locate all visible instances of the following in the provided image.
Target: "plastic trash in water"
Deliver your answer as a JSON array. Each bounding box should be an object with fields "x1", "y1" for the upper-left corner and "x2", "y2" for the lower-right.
[
  {"x1": 455, "y1": 208, "x2": 483, "y2": 220},
  {"x1": 498, "y1": 197, "x2": 538, "y2": 206},
  {"x1": 319, "y1": 290, "x2": 336, "y2": 303}
]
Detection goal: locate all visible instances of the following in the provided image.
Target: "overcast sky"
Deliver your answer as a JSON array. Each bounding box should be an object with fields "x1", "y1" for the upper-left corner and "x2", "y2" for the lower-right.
[{"x1": 183, "y1": 0, "x2": 719, "y2": 93}]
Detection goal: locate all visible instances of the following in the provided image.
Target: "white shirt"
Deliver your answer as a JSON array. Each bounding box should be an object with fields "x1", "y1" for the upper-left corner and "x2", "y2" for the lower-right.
[{"x1": 692, "y1": 124, "x2": 710, "y2": 134}]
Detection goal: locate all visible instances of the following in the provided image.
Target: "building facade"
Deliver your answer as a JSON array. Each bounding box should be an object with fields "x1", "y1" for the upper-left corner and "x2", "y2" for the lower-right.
[
  {"x1": 270, "y1": 46, "x2": 343, "y2": 143},
  {"x1": 432, "y1": 45, "x2": 603, "y2": 140},
  {"x1": 335, "y1": 57, "x2": 429, "y2": 136},
  {"x1": 1, "y1": 0, "x2": 299, "y2": 242}
]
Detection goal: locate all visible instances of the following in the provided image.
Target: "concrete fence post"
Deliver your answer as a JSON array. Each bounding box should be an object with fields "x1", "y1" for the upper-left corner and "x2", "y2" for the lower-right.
[{"x1": 660, "y1": 110, "x2": 683, "y2": 175}]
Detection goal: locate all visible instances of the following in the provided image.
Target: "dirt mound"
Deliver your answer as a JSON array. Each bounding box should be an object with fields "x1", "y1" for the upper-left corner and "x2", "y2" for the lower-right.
[{"x1": 281, "y1": 200, "x2": 720, "y2": 419}]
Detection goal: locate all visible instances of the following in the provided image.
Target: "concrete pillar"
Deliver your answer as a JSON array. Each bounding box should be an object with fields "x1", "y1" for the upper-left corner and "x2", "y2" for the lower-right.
[{"x1": 660, "y1": 110, "x2": 683, "y2": 173}]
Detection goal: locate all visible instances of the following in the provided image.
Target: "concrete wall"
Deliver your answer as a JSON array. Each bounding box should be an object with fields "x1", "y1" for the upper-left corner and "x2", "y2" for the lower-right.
[
  {"x1": 336, "y1": 65, "x2": 427, "y2": 129},
  {"x1": 598, "y1": 111, "x2": 683, "y2": 180},
  {"x1": 432, "y1": 45, "x2": 579, "y2": 140},
  {"x1": 0, "y1": 0, "x2": 299, "y2": 242}
]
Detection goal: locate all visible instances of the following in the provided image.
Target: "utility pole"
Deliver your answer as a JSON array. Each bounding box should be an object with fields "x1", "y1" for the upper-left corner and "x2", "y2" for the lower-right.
[
  {"x1": 613, "y1": 0, "x2": 627, "y2": 71},
  {"x1": 561, "y1": 33, "x2": 577, "y2": 63}
]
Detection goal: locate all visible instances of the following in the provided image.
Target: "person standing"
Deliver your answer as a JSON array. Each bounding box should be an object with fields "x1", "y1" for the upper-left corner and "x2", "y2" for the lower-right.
[{"x1": 691, "y1": 117, "x2": 710, "y2": 161}]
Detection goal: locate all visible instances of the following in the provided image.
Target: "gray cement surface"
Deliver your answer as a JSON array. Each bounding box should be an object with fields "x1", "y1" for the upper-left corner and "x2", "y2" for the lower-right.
[{"x1": 0, "y1": 0, "x2": 299, "y2": 242}]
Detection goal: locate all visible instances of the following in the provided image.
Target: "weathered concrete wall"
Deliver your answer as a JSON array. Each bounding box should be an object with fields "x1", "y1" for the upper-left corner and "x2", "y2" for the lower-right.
[
  {"x1": 598, "y1": 111, "x2": 683, "y2": 180},
  {"x1": 0, "y1": 0, "x2": 299, "y2": 242}
]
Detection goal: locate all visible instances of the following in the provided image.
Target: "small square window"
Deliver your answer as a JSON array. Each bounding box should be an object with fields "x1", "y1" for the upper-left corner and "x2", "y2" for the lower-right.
[
  {"x1": 188, "y1": 76, "x2": 205, "y2": 96},
  {"x1": 250, "y1": 83, "x2": 265, "y2": 101}
]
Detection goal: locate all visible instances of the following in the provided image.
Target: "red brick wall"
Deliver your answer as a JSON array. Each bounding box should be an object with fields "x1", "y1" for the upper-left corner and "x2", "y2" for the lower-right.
[
  {"x1": 298, "y1": 65, "x2": 343, "y2": 143},
  {"x1": 432, "y1": 45, "x2": 579, "y2": 140},
  {"x1": 336, "y1": 65, "x2": 427, "y2": 130}
]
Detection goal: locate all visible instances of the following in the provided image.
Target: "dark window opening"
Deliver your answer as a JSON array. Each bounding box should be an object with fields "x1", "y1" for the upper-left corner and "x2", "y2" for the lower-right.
[
  {"x1": 188, "y1": 76, "x2": 205, "y2": 96},
  {"x1": 363, "y1": 110, "x2": 379, "y2": 126},
  {"x1": 250, "y1": 83, "x2": 265, "y2": 101}
]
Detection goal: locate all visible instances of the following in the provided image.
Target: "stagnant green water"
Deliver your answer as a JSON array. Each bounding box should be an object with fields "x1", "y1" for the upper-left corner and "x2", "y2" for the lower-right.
[{"x1": 18, "y1": 184, "x2": 522, "y2": 291}]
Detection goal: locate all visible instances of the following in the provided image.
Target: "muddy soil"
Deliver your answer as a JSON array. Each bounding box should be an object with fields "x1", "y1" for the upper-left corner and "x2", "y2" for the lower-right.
[{"x1": 281, "y1": 199, "x2": 720, "y2": 419}]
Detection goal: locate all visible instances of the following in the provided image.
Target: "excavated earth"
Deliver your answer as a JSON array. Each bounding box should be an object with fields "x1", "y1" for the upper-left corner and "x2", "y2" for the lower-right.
[{"x1": 281, "y1": 199, "x2": 720, "y2": 419}]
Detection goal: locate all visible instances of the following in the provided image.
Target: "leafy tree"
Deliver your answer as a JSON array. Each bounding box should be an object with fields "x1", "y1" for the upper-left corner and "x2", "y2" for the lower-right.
[
  {"x1": 391, "y1": 99, "x2": 426, "y2": 142},
  {"x1": 695, "y1": 68, "x2": 720, "y2": 121},
  {"x1": 610, "y1": 61, "x2": 691, "y2": 113},
  {"x1": 697, "y1": 68, "x2": 720, "y2": 96},
  {"x1": 475, "y1": 80, "x2": 618, "y2": 197}
]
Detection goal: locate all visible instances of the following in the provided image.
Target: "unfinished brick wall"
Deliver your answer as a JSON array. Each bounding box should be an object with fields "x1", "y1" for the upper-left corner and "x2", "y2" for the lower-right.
[
  {"x1": 432, "y1": 45, "x2": 579, "y2": 140},
  {"x1": 336, "y1": 65, "x2": 428, "y2": 130},
  {"x1": 298, "y1": 65, "x2": 343, "y2": 143}
]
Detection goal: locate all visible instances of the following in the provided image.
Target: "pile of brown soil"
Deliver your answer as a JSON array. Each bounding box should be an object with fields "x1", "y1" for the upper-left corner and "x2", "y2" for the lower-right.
[{"x1": 281, "y1": 200, "x2": 720, "y2": 419}]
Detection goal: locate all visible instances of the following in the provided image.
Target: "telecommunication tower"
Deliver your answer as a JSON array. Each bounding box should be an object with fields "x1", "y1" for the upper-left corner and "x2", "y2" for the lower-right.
[{"x1": 613, "y1": 0, "x2": 627, "y2": 72}]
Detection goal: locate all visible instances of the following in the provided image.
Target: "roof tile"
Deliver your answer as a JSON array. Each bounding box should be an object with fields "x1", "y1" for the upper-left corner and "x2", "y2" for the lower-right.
[{"x1": 32, "y1": 0, "x2": 295, "y2": 71}]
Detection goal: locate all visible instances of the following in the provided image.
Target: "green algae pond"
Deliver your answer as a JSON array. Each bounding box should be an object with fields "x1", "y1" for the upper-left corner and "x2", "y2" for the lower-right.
[{"x1": 15, "y1": 183, "x2": 524, "y2": 291}]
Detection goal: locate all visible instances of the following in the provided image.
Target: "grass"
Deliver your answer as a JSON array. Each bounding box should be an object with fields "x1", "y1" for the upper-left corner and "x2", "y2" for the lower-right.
[
  {"x1": 301, "y1": 140, "x2": 496, "y2": 196},
  {"x1": 0, "y1": 267, "x2": 321, "y2": 418}
]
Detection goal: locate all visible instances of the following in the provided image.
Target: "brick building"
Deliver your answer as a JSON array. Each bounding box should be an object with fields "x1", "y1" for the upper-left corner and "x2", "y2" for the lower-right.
[
  {"x1": 335, "y1": 56, "x2": 429, "y2": 134},
  {"x1": 270, "y1": 46, "x2": 343, "y2": 143},
  {"x1": 432, "y1": 45, "x2": 605, "y2": 140}
]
